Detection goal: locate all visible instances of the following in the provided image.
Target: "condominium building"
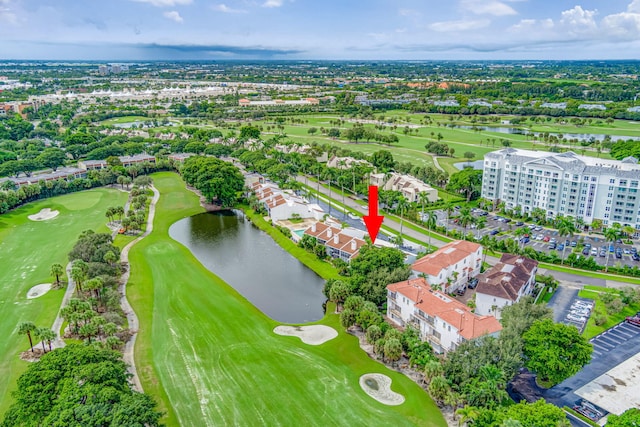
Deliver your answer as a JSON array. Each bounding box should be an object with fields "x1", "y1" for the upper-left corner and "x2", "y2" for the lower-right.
[{"x1": 482, "y1": 148, "x2": 640, "y2": 228}]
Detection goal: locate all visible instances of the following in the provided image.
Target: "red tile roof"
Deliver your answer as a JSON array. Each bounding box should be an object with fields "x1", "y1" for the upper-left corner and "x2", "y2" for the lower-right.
[
  {"x1": 412, "y1": 240, "x2": 482, "y2": 276},
  {"x1": 388, "y1": 277, "x2": 502, "y2": 340}
]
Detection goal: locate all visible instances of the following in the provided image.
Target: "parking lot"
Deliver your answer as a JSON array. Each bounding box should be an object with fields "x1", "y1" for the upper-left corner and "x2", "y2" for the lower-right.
[
  {"x1": 543, "y1": 319, "x2": 640, "y2": 420},
  {"x1": 441, "y1": 208, "x2": 640, "y2": 268}
]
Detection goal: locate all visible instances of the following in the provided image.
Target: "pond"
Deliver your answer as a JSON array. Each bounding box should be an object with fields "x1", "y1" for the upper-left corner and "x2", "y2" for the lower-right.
[
  {"x1": 169, "y1": 211, "x2": 326, "y2": 324},
  {"x1": 455, "y1": 125, "x2": 640, "y2": 142}
]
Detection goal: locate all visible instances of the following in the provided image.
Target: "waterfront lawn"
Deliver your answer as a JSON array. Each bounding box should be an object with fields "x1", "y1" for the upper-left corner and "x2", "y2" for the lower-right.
[
  {"x1": 0, "y1": 188, "x2": 128, "y2": 416},
  {"x1": 128, "y1": 172, "x2": 445, "y2": 427}
]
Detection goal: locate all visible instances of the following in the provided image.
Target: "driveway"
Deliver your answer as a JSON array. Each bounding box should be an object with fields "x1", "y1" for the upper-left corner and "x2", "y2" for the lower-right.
[{"x1": 547, "y1": 285, "x2": 579, "y2": 323}]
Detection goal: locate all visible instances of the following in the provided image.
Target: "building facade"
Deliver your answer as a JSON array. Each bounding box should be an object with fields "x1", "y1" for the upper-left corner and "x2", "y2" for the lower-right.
[
  {"x1": 475, "y1": 254, "x2": 538, "y2": 319},
  {"x1": 411, "y1": 240, "x2": 483, "y2": 293},
  {"x1": 387, "y1": 278, "x2": 502, "y2": 353},
  {"x1": 482, "y1": 148, "x2": 640, "y2": 228}
]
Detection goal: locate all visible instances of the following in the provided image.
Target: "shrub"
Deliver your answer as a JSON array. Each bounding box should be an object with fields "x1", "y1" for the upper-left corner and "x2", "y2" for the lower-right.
[{"x1": 593, "y1": 313, "x2": 608, "y2": 326}]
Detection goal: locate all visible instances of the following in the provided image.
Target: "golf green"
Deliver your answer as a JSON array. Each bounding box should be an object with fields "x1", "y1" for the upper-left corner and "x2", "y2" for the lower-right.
[
  {"x1": 0, "y1": 187, "x2": 128, "y2": 415},
  {"x1": 128, "y1": 172, "x2": 445, "y2": 426}
]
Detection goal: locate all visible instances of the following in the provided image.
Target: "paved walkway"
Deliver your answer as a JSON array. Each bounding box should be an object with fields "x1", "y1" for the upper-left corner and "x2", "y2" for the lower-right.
[
  {"x1": 119, "y1": 185, "x2": 160, "y2": 393},
  {"x1": 49, "y1": 261, "x2": 76, "y2": 349}
]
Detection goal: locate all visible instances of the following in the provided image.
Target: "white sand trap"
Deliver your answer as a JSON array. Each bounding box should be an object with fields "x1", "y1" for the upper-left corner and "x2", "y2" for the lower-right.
[
  {"x1": 26, "y1": 283, "x2": 52, "y2": 299},
  {"x1": 28, "y1": 208, "x2": 59, "y2": 221},
  {"x1": 359, "y1": 373, "x2": 405, "y2": 406},
  {"x1": 273, "y1": 325, "x2": 338, "y2": 345}
]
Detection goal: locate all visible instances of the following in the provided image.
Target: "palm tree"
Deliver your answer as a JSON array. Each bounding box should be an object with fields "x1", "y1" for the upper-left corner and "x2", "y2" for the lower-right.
[
  {"x1": 396, "y1": 196, "x2": 410, "y2": 244},
  {"x1": 604, "y1": 225, "x2": 621, "y2": 272},
  {"x1": 458, "y1": 207, "x2": 473, "y2": 240},
  {"x1": 50, "y1": 263, "x2": 64, "y2": 286},
  {"x1": 455, "y1": 406, "x2": 479, "y2": 427},
  {"x1": 70, "y1": 265, "x2": 86, "y2": 293},
  {"x1": 444, "y1": 203, "x2": 454, "y2": 236},
  {"x1": 513, "y1": 226, "x2": 527, "y2": 250},
  {"x1": 18, "y1": 322, "x2": 36, "y2": 353},
  {"x1": 425, "y1": 211, "x2": 438, "y2": 250},
  {"x1": 623, "y1": 225, "x2": 636, "y2": 240},
  {"x1": 418, "y1": 191, "x2": 431, "y2": 220},
  {"x1": 423, "y1": 360, "x2": 443, "y2": 385},
  {"x1": 474, "y1": 216, "x2": 487, "y2": 240},
  {"x1": 556, "y1": 216, "x2": 576, "y2": 265},
  {"x1": 35, "y1": 327, "x2": 56, "y2": 353}
]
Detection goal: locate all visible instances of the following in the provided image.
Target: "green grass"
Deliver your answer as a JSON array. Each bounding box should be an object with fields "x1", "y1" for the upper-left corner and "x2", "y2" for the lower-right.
[
  {"x1": 0, "y1": 188, "x2": 128, "y2": 416},
  {"x1": 578, "y1": 286, "x2": 640, "y2": 339},
  {"x1": 128, "y1": 172, "x2": 445, "y2": 427},
  {"x1": 99, "y1": 115, "x2": 149, "y2": 125},
  {"x1": 242, "y1": 207, "x2": 340, "y2": 280}
]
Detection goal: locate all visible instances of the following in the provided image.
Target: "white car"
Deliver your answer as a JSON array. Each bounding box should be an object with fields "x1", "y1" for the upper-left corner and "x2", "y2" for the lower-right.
[
  {"x1": 567, "y1": 314, "x2": 587, "y2": 323},
  {"x1": 624, "y1": 248, "x2": 631, "y2": 254},
  {"x1": 570, "y1": 309, "x2": 590, "y2": 317},
  {"x1": 347, "y1": 213, "x2": 358, "y2": 220}
]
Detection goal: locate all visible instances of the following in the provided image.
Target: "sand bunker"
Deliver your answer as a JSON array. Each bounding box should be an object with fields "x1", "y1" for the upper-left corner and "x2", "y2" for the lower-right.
[
  {"x1": 273, "y1": 325, "x2": 338, "y2": 345},
  {"x1": 26, "y1": 283, "x2": 52, "y2": 299},
  {"x1": 28, "y1": 208, "x2": 59, "y2": 221},
  {"x1": 359, "y1": 374, "x2": 405, "y2": 406}
]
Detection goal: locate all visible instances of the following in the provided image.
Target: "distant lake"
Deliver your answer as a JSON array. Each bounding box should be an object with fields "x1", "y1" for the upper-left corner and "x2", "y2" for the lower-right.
[
  {"x1": 455, "y1": 125, "x2": 640, "y2": 142},
  {"x1": 169, "y1": 211, "x2": 326, "y2": 323}
]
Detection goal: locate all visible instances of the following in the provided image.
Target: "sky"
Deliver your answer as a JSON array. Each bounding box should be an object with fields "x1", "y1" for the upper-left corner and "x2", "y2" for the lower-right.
[{"x1": 0, "y1": 0, "x2": 640, "y2": 60}]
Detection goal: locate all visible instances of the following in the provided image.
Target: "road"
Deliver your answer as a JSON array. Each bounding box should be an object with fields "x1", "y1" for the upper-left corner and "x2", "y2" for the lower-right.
[{"x1": 298, "y1": 175, "x2": 636, "y2": 288}]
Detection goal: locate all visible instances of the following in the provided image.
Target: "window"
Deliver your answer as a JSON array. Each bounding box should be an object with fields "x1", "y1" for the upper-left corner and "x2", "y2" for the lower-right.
[{"x1": 610, "y1": 179, "x2": 616, "y2": 184}]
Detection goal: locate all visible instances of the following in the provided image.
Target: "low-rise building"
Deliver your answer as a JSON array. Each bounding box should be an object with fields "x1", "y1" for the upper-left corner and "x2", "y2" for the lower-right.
[
  {"x1": 78, "y1": 160, "x2": 108, "y2": 170},
  {"x1": 303, "y1": 222, "x2": 365, "y2": 261},
  {"x1": 0, "y1": 167, "x2": 86, "y2": 187},
  {"x1": 411, "y1": 240, "x2": 483, "y2": 293},
  {"x1": 119, "y1": 154, "x2": 155, "y2": 167},
  {"x1": 252, "y1": 182, "x2": 325, "y2": 222},
  {"x1": 370, "y1": 172, "x2": 438, "y2": 203},
  {"x1": 387, "y1": 277, "x2": 502, "y2": 353},
  {"x1": 475, "y1": 254, "x2": 538, "y2": 319},
  {"x1": 168, "y1": 153, "x2": 195, "y2": 163},
  {"x1": 326, "y1": 155, "x2": 372, "y2": 170}
]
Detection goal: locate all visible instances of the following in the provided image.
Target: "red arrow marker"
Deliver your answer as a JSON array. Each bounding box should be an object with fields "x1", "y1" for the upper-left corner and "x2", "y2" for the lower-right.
[{"x1": 363, "y1": 185, "x2": 384, "y2": 243}]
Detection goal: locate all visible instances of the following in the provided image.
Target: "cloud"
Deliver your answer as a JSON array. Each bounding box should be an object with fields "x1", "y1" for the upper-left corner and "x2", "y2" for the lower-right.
[
  {"x1": 263, "y1": 0, "x2": 283, "y2": 8},
  {"x1": 629, "y1": 0, "x2": 640, "y2": 13},
  {"x1": 398, "y1": 9, "x2": 420, "y2": 17},
  {"x1": 135, "y1": 42, "x2": 302, "y2": 57},
  {"x1": 460, "y1": 0, "x2": 517, "y2": 16},
  {"x1": 213, "y1": 4, "x2": 247, "y2": 13},
  {"x1": 0, "y1": 0, "x2": 17, "y2": 24},
  {"x1": 131, "y1": 0, "x2": 192, "y2": 7},
  {"x1": 429, "y1": 19, "x2": 490, "y2": 32},
  {"x1": 559, "y1": 5, "x2": 598, "y2": 33},
  {"x1": 601, "y1": 12, "x2": 640, "y2": 39},
  {"x1": 163, "y1": 10, "x2": 183, "y2": 23}
]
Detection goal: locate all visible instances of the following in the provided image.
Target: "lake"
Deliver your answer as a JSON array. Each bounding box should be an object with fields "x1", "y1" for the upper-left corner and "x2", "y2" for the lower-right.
[{"x1": 169, "y1": 211, "x2": 326, "y2": 323}]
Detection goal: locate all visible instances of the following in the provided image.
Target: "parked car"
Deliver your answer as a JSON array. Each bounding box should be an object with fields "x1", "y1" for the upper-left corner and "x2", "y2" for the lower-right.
[
  {"x1": 626, "y1": 314, "x2": 640, "y2": 327},
  {"x1": 490, "y1": 229, "x2": 499, "y2": 235},
  {"x1": 515, "y1": 221, "x2": 524, "y2": 226},
  {"x1": 549, "y1": 242, "x2": 557, "y2": 250},
  {"x1": 591, "y1": 248, "x2": 598, "y2": 256},
  {"x1": 468, "y1": 278, "x2": 479, "y2": 289},
  {"x1": 609, "y1": 244, "x2": 615, "y2": 252},
  {"x1": 624, "y1": 248, "x2": 631, "y2": 254},
  {"x1": 582, "y1": 247, "x2": 590, "y2": 255},
  {"x1": 543, "y1": 236, "x2": 551, "y2": 242},
  {"x1": 535, "y1": 234, "x2": 544, "y2": 240},
  {"x1": 570, "y1": 241, "x2": 577, "y2": 247},
  {"x1": 557, "y1": 243, "x2": 565, "y2": 251},
  {"x1": 632, "y1": 247, "x2": 638, "y2": 253},
  {"x1": 549, "y1": 238, "x2": 557, "y2": 244},
  {"x1": 573, "y1": 301, "x2": 594, "y2": 310},
  {"x1": 571, "y1": 309, "x2": 590, "y2": 316},
  {"x1": 616, "y1": 251, "x2": 623, "y2": 259},
  {"x1": 599, "y1": 249, "x2": 606, "y2": 257},
  {"x1": 567, "y1": 314, "x2": 587, "y2": 323},
  {"x1": 616, "y1": 238, "x2": 623, "y2": 244},
  {"x1": 528, "y1": 224, "x2": 536, "y2": 230},
  {"x1": 633, "y1": 253, "x2": 640, "y2": 261},
  {"x1": 455, "y1": 287, "x2": 466, "y2": 296},
  {"x1": 520, "y1": 237, "x2": 530, "y2": 244},
  {"x1": 480, "y1": 211, "x2": 489, "y2": 216},
  {"x1": 534, "y1": 226, "x2": 543, "y2": 231}
]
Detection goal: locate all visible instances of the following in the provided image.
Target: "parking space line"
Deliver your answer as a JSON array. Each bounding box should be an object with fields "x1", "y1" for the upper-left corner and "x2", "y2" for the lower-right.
[
  {"x1": 606, "y1": 330, "x2": 631, "y2": 341},
  {"x1": 591, "y1": 349, "x2": 603, "y2": 357},
  {"x1": 611, "y1": 327, "x2": 634, "y2": 338},
  {"x1": 619, "y1": 324, "x2": 640, "y2": 334},
  {"x1": 593, "y1": 340, "x2": 615, "y2": 349},
  {"x1": 600, "y1": 336, "x2": 624, "y2": 346},
  {"x1": 591, "y1": 342, "x2": 610, "y2": 352}
]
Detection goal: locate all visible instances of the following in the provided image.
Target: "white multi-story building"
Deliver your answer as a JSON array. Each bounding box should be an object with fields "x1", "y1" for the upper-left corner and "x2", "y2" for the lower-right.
[
  {"x1": 482, "y1": 148, "x2": 640, "y2": 228},
  {"x1": 475, "y1": 254, "x2": 538, "y2": 319},
  {"x1": 411, "y1": 240, "x2": 483, "y2": 293},
  {"x1": 387, "y1": 278, "x2": 502, "y2": 353}
]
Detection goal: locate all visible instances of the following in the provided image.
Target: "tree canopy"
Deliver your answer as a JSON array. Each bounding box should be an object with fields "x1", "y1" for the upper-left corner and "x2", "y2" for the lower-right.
[
  {"x1": 606, "y1": 408, "x2": 640, "y2": 427},
  {"x1": 522, "y1": 318, "x2": 592, "y2": 384},
  {"x1": 1, "y1": 344, "x2": 162, "y2": 426},
  {"x1": 181, "y1": 156, "x2": 244, "y2": 207}
]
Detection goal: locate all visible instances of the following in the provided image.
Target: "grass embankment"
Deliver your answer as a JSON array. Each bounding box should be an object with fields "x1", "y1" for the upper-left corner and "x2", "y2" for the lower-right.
[
  {"x1": 242, "y1": 207, "x2": 340, "y2": 281},
  {"x1": 0, "y1": 188, "x2": 128, "y2": 416},
  {"x1": 127, "y1": 172, "x2": 445, "y2": 427},
  {"x1": 579, "y1": 285, "x2": 640, "y2": 339}
]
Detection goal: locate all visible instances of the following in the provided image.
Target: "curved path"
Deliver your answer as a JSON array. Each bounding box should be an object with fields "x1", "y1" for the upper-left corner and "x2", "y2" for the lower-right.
[
  {"x1": 50, "y1": 261, "x2": 76, "y2": 349},
  {"x1": 119, "y1": 185, "x2": 160, "y2": 392}
]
